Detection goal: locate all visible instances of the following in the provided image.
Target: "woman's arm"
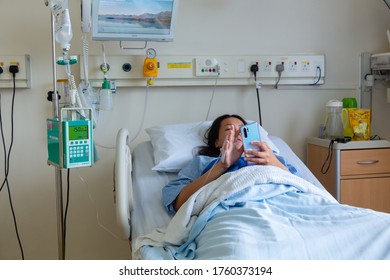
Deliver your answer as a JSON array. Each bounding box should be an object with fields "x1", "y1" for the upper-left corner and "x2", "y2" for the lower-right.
[
  {"x1": 243, "y1": 141, "x2": 289, "y2": 172},
  {"x1": 174, "y1": 130, "x2": 241, "y2": 212},
  {"x1": 173, "y1": 160, "x2": 228, "y2": 211}
]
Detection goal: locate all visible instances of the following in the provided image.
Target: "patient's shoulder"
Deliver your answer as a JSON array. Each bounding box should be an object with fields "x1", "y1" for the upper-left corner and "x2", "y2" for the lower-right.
[{"x1": 181, "y1": 155, "x2": 216, "y2": 173}]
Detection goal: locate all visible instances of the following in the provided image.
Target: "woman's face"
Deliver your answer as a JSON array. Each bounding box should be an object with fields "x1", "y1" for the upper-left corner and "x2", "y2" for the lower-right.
[{"x1": 215, "y1": 117, "x2": 244, "y2": 149}]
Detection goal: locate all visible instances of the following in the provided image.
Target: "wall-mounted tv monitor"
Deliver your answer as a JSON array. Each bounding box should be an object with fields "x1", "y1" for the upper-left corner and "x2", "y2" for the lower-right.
[
  {"x1": 385, "y1": 0, "x2": 390, "y2": 9},
  {"x1": 92, "y1": 0, "x2": 180, "y2": 42}
]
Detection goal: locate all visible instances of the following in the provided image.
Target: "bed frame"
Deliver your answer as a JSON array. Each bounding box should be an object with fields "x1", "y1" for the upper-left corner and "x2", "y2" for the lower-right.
[{"x1": 115, "y1": 128, "x2": 132, "y2": 240}]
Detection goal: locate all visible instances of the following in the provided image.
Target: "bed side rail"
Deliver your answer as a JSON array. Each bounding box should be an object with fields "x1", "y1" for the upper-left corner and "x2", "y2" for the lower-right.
[{"x1": 115, "y1": 128, "x2": 133, "y2": 240}]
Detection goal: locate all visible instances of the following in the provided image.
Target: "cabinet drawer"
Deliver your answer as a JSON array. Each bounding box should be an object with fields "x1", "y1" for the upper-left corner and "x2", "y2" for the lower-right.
[
  {"x1": 340, "y1": 148, "x2": 390, "y2": 176},
  {"x1": 340, "y1": 177, "x2": 390, "y2": 213}
]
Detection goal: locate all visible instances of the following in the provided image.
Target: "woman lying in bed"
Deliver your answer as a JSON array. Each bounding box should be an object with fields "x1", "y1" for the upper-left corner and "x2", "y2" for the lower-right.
[
  {"x1": 162, "y1": 114, "x2": 299, "y2": 215},
  {"x1": 135, "y1": 115, "x2": 390, "y2": 260}
]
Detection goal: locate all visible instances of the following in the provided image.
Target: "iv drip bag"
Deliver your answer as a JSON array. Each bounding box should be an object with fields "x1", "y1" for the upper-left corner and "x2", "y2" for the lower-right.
[{"x1": 50, "y1": 0, "x2": 73, "y2": 51}]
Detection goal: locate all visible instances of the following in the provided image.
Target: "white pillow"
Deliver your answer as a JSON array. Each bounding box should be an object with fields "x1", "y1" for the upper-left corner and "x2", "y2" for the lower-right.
[{"x1": 146, "y1": 121, "x2": 280, "y2": 172}]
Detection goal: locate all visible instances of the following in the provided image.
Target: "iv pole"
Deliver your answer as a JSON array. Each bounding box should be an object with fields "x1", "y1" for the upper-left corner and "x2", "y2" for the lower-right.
[{"x1": 44, "y1": 0, "x2": 65, "y2": 260}]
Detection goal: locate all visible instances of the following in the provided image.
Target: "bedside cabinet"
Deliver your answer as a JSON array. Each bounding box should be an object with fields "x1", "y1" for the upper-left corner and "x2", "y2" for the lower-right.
[{"x1": 306, "y1": 137, "x2": 390, "y2": 213}]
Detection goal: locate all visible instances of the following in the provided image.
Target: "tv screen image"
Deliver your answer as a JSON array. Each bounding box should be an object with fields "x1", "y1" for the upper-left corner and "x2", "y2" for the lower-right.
[{"x1": 92, "y1": 0, "x2": 179, "y2": 42}]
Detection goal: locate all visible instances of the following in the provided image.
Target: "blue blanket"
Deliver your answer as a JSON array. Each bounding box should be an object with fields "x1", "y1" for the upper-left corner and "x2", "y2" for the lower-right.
[{"x1": 136, "y1": 166, "x2": 390, "y2": 260}]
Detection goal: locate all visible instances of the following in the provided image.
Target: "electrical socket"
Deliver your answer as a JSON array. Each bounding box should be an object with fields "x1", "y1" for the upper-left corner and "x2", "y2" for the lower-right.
[
  {"x1": 262, "y1": 61, "x2": 272, "y2": 72},
  {"x1": 9, "y1": 64, "x2": 19, "y2": 76},
  {"x1": 288, "y1": 61, "x2": 298, "y2": 72},
  {"x1": 0, "y1": 55, "x2": 31, "y2": 88},
  {"x1": 313, "y1": 61, "x2": 323, "y2": 72},
  {"x1": 301, "y1": 60, "x2": 311, "y2": 72},
  {"x1": 276, "y1": 62, "x2": 285, "y2": 73}
]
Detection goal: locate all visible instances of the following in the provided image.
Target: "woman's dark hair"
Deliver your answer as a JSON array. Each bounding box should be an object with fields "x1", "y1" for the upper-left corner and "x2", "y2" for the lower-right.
[{"x1": 197, "y1": 114, "x2": 247, "y2": 157}]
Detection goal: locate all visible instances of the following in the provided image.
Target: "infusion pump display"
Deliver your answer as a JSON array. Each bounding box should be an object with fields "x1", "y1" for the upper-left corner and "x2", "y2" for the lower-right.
[
  {"x1": 68, "y1": 125, "x2": 89, "y2": 140},
  {"x1": 62, "y1": 120, "x2": 93, "y2": 168}
]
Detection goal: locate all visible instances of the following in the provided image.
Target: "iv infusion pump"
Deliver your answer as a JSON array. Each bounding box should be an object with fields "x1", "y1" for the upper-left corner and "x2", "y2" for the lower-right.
[
  {"x1": 62, "y1": 120, "x2": 92, "y2": 168},
  {"x1": 47, "y1": 108, "x2": 93, "y2": 169}
]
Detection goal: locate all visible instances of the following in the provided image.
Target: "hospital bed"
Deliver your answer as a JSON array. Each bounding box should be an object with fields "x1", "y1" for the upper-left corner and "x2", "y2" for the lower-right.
[{"x1": 115, "y1": 121, "x2": 390, "y2": 260}]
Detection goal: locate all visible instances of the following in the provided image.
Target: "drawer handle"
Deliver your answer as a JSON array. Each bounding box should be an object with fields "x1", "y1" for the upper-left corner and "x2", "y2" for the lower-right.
[{"x1": 356, "y1": 160, "x2": 379, "y2": 165}]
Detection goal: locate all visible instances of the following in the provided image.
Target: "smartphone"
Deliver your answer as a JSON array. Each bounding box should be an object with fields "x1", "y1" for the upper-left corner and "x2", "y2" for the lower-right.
[{"x1": 240, "y1": 122, "x2": 261, "y2": 152}]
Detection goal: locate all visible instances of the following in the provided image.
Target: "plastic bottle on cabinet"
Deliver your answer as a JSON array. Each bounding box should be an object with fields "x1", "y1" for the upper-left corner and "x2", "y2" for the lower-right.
[
  {"x1": 49, "y1": 0, "x2": 73, "y2": 51},
  {"x1": 100, "y1": 79, "x2": 113, "y2": 111}
]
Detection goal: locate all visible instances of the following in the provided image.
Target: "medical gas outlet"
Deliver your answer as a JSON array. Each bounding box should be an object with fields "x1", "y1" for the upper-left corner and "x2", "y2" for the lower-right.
[
  {"x1": 143, "y1": 59, "x2": 158, "y2": 77},
  {"x1": 144, "y1": 48, "x2": 158, "y2": 85},
  {"x1": 195, "y1": 58, "x2": 219, "y2": 77}
]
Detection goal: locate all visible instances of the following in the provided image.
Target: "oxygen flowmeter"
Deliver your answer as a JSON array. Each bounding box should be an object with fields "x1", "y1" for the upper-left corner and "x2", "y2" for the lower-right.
[
  {"x1": 47, "y1": 107, "x2": 93, "y2": 168},
  {"x1": 143, "y1": 48, "x2": 158, "y2": 85}
]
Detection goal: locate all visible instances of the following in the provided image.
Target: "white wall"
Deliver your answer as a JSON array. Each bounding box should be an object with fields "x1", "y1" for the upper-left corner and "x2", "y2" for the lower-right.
[{"x1": 0, "y1": 0, "x2": 389, "y2": 260}]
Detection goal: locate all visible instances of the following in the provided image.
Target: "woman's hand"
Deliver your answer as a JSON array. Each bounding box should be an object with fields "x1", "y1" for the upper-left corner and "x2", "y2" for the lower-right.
[
  {"x1": 220, "y1": 130, "x2": 243, "y2": 168},
  {"x1": 244, "y1": 141, "x2": 288, "y2": 171}
]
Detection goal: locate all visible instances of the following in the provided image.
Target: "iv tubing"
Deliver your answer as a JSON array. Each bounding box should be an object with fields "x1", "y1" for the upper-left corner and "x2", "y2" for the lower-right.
[
  {"x1": 205, "y1": 73, "x2": 220, "y2": 121},
  {"x1": 129, "y1": 84, "x2": 150, "y2": 143},
  {"x1": 82, "y1": 34, "x2": 90, "y2": 86},
  {"x1": 94, "y1": 83, "x2": 150, "y2": 149}
]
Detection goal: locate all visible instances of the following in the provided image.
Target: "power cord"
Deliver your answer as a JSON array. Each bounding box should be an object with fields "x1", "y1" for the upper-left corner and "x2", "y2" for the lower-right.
[
  {"x1": 310, "y1": 66, "x2": 322, "y2": 85},
  {"x1": 321, "y1": 137, "x2": 351, "y2": 174},
  {"x1": 63, "y1": 169, "x2": 71, "y2": 259},
  {"x1": 274, "y1": 63, "x2": 284, "y2": 89},
  {"x1": 321, "y1": 140, "x2": 334, "y2": 174},
  {"x1": 0, "y1": 64, "x2": 25, "y2": 259},
  {"x1": 250, "y1": 63, "x2": 262, "y2": 126}
]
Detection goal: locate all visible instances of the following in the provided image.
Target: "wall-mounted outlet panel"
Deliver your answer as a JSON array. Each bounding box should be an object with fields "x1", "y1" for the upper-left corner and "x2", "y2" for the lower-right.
[
  {"x1": 195, "y1": 57, "x2": 219, "y2": 76},
  {"x1": 81, "y1": 54, "x2": 325, "y2": 87},
  {"x1": 0, "y1": 55, "x2": 31, "y2": 89}
]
